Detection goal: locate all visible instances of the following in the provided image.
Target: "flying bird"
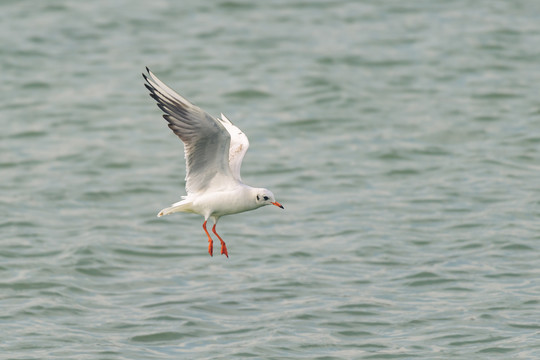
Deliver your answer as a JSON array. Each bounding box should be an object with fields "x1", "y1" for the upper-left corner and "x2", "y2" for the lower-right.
[{"x1": 143, "y1": 68, "x2": 284, "y2": 258}]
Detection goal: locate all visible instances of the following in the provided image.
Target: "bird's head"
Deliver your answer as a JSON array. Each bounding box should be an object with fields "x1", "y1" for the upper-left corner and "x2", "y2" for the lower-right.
[{"x1": 255, "y1": 189, "x2": 284, "y2": 209}]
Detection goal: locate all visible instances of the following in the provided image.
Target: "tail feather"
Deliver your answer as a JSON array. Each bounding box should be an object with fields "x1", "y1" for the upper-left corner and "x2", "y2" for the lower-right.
[{"x1": 157, "y1": 200, "x2": 192, "y2": 217}]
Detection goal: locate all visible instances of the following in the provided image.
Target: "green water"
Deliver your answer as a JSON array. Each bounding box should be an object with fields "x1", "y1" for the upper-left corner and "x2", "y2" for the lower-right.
[{"x1": 2, "y1": 1, "x2": 540, "y2": 359}]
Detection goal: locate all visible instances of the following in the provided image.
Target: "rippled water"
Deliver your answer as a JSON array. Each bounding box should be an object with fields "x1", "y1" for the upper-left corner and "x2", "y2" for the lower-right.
[{"x1": 2, "y1": 1, "x2": 540, "y2": 359}]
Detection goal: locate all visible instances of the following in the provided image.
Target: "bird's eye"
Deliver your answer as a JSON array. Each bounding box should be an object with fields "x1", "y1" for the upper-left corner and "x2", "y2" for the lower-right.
[{"x1": 263, "y1": 196, "x2": 269, "y2": 201}]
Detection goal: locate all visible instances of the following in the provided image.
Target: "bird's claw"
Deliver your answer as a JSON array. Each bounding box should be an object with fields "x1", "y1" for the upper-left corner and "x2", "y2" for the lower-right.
[{"x1": 220, "y1": 243, "x2": 229, "y2": 258}]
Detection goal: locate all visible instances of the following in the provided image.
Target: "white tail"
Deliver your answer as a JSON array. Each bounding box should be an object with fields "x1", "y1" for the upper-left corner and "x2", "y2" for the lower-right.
[{"x1": 157, "y1": 200, "x2": 192, "y2": 217}]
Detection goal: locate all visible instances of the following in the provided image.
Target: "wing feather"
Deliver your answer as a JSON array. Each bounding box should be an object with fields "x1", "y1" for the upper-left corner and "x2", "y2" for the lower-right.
[
  {"x1": 143, "y1": 68, "x2": 236, "y2": 194},
  {"x1": 218, "y1": 113, "x2": 249, "y2": 182}
]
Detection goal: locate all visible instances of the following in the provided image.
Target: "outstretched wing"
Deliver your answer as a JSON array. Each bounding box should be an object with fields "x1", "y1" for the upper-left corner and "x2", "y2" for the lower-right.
[
  {"x1": 143, "y1": 68, "x2": 236, "y2": 194},
  {"x1": 218, "y1": 113, "x2": 249, "y2": 182}
]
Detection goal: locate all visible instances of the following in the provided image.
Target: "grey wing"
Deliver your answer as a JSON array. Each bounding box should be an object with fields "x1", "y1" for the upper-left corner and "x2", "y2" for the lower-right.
[{"x1": 143, "y1": 68, "x2": 235, "y2": 194}]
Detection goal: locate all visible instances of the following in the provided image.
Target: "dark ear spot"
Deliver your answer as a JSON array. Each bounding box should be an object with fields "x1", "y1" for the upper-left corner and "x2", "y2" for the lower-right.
[{"x1": 256, "y1": 195, "x2": 260, "y2": 201}]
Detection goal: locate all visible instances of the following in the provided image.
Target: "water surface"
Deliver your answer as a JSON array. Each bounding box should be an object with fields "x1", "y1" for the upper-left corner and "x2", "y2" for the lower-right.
[{"x1": 2, "y1": 1, "x2": 540, "y2": 359}]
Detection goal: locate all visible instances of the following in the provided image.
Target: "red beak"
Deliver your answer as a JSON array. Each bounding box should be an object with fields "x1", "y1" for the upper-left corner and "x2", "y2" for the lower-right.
[{"x1": 272, "y1": 201, "x2": 284, "y2": 209}]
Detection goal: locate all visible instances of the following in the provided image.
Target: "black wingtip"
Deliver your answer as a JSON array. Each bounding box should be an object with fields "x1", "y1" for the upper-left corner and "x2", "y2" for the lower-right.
[{"x1": 143, "y1": 66, "x2": 151, "y2": 79}]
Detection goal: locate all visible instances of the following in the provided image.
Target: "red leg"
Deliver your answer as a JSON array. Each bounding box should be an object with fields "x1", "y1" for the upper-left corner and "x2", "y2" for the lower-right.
[
  {"x1": 212, "y1": 224, "x2": 228, "y2": 258},
  {"x1": 202, "y1": 221, "x2": 213, "y2": 256}
]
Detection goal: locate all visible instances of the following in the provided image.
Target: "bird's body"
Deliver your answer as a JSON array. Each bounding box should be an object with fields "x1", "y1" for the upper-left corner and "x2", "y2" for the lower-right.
[
  {"x1": 159, "y1": 185, "x2": 268, "y2": 218},
  {"x1": 143, "y1": 68, "x2": 283, "y2": 257}
]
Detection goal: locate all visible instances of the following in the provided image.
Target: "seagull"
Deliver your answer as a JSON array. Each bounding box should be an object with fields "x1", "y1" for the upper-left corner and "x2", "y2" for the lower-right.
[{"x1": 143, "y1": 67, "x2": 284, "y2": 258}]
